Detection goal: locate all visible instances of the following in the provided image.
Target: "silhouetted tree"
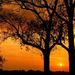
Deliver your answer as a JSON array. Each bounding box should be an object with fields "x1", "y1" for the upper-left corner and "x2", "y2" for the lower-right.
[
  {"x1": 56, "y1": 0, "x2": 75, "y2": 74},
  {"x1": 12, "y1": 0, "x2": 75, "y2": 74},
  {"x1": 0, "y1": 0, "x2": 59, "y2": 75},
  {"x1": 64, "y1": 1, "x2": 75, "y2": 74},
  {"x1": 49, "y1": 0, "x2": 75, "y2": 74},
  {"x1": 0, "y1": 55, "x2": 6, "y2": 69},
  {"x1": 50, "y1": 0, "x2": 75, "y2": 74},
  {"x1": 10, "y1": 0, "x2": 72, "y2": 74}
]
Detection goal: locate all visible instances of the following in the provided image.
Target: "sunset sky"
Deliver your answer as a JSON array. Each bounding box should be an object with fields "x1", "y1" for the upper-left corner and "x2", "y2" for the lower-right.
[
  {"x1": 1, "y1": 0, "x2": 74, "y2": 72},
  {"x1": 0, "y1": 38, "x2": 69, "y2": 72}
]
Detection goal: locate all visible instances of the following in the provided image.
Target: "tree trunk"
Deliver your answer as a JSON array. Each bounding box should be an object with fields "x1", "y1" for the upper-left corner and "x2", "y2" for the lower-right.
[
  {"x1": 68, "y1": 17, "x2": 74, "y2": 74},
  {"x1": 43, "y1": 51, "x2": 50, "y2": 75},
  {"x1": 43, "y1": 30, "x2": 50, "y2": 75},
  {"x1": 68, "y1": 30, "x2": 75, "y2": 74},
  {"x1": 69, "y1": 50, "x2": 74, "y2": 73},
  {"x1": 69, "y1": 31, "x2": 74, "y2": 74}
]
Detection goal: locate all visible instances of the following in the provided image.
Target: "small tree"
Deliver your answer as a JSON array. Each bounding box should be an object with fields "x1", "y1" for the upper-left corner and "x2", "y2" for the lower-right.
[{"x1": 0, "y1": 55, "x2": 6, "y2": 69}]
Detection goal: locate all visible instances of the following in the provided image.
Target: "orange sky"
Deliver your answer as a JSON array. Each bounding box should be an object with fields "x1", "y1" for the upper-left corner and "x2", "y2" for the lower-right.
[{"x1": 0, "y1": 38, "x2": 69, "y2": 72}]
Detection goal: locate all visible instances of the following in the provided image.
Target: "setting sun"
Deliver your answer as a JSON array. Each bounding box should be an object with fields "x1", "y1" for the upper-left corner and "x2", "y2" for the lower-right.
[{"x1": 60, "y1": 64, "x2": 62, "y2": 66}]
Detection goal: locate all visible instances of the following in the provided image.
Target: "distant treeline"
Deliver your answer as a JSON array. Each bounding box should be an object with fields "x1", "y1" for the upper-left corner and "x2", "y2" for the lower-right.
[{"x1": 0, "y1": 69, "x2": 69, "y2": 75}]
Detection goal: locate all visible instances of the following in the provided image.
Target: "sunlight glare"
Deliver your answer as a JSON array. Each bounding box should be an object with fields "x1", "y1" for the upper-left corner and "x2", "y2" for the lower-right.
[{"x1": 60, "y1": 64, "x2": 62, "y2": 66}]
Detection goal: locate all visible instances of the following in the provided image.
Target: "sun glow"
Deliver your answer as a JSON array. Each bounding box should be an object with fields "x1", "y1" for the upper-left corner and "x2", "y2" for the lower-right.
[{"x1": 60, "y1": 64, "x2": 62, "y2": 66}]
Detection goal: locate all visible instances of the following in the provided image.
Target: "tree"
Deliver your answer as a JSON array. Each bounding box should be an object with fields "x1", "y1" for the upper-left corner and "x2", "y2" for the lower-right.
[
  {"x1": 0, "y1": 55, "x2": 6, "y2": 68},
  {"x1": 11, "y1": 0, "x2": 75, "y2": 74},
  {"x1": 0, "y1": 0, "x2": 59, "y2": 75},
  {"x1": 56, "y1": 0, "x2": 75, "y2": 74},
  {"x1": 64, "y1": 0, "x2": 75, "y2": 73},
  {"x1": 50, "y1": 0, "x2": 75, "y2": 74},
  {"x1": 10, "y1": 0, "x2": 72, "y2": 73}
]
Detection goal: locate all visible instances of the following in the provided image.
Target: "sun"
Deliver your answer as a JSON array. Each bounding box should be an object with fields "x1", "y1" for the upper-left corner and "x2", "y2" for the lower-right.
[{"x1": 60, "y1": 64, "x2": 62, "y2": 66}]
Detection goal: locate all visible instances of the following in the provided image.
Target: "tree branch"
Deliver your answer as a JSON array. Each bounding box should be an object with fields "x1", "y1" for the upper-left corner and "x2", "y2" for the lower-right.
[
  {"x1": 49, "y1": 42, "x2": 69, "y2": 52},
  {"x1": 52, "y1": 9, "x2": 68, "y2": 23},
  {"x1": 49, "y1": 43, "x2": 56, "y2": 51},
  {"x1": 17, "y1": 32, "x2": 44, "y2": 53},
  {"x1": 22, "y1": 1, "x2": 45, "y2": 8},
  {"x1": 6, "y1": 20, "x2": 18, "y2": 32},
  {"x1": 0, "y1": 13, "x2": 45, "y2": 53},
  {"x1": 64, "y1": 0, "x2": 70, "y2": 17},
  {"x1": 43, "y1": 0, "x2": 51, "y2": 16},
  {"x1": 0, "y1": 14, "x2": 18, "y2": 31},
  {"x1": 22, "y1": 4, "x2": 47, "y2": 30},
  {"x1": 15, "y1": 0, "x2": 68, "y2": 23},
  {"x1": 57, "y1": 43, "x2": 69, "y2": 52}
]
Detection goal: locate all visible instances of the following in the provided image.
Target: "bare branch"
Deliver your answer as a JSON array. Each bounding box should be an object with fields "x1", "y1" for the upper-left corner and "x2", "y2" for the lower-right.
[
  {"x1": 23, "y1": 5, "x2": 47, "y2": 30},
  {"x1": 21, "y1": 1, "x2": 45, "y2": 8},
  {"x1": 57, "y1": 43, "x2": 69, "y2": 52},
  {"x1": 17, "y1": 32, "x2": 44, "y2": 53},
  {"x1": 43, "y1": 0, "x2": 51, "y2": 16},
  {"x1": 49, "y1": 43, "x2": 56, "y2": 51}
]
